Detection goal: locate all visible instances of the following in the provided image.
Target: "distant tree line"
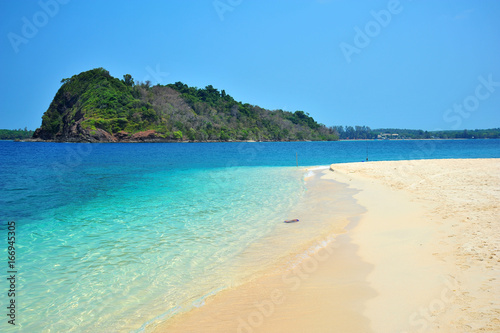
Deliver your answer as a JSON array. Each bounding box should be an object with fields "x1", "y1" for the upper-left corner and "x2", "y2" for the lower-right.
[
  {"x1": 330, "y1": 126, "x2": 376, "y2": 139},
  {"x1": 327, "y1": 126, "x2": 500, "y2": 140},
  {"x1": 0, "y1": 128, "x2": 34, "y2": 140},
  {"x1": 370, "y1": 128, "x2": 500, "y2": 139},
  {"x1": 431, "y1": 128, "x2": 500, "y2": 139}
]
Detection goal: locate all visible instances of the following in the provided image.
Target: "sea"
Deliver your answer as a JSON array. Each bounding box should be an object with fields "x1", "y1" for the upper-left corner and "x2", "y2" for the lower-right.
[{"x1": 1, "y1": 139, "x2": 499, "y2": 332}]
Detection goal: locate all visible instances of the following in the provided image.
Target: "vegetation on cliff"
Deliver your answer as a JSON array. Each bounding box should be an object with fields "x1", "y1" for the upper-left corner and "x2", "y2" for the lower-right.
[{"x1": 33, "y1": 68, "x2": 338, "y2": 142}]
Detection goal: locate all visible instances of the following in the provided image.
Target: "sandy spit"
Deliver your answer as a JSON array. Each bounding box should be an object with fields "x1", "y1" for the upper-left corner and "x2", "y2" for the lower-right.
[
  {"x1": 152, "y1": 158, "x2": 500, "y2": 333},
  {"x1": 326, "y1": 158, "x2": 500, "y2": 332}
]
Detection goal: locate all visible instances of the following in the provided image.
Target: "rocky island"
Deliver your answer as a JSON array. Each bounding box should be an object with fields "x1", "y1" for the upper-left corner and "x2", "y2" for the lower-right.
[{"x1": 31, "y1": 68, "x2": 338, "y2": 143}]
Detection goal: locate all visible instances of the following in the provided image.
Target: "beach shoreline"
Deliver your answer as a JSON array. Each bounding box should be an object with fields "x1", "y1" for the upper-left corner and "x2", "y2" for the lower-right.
[
  {"x1": 152, "y1": 158, "x2": 500, "y2": 333},
  {"x1": 327, "y1": 158, "x2": 500, "y2": 332}
]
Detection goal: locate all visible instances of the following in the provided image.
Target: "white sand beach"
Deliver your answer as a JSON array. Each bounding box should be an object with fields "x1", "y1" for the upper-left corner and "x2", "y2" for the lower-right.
[{"x1": 153, "y1": 158, "x2": 500, "y2": 332}]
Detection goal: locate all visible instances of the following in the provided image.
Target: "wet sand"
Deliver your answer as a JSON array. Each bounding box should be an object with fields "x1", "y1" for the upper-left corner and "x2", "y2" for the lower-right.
[{"x1": 153, "y1": 158, "x2": 500, "y2": 332}]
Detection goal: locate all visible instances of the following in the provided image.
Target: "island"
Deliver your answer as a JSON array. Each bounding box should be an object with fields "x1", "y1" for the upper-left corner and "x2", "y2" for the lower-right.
[{"x1": 30, "y1": 68, "x2": 338, "y2": 143}]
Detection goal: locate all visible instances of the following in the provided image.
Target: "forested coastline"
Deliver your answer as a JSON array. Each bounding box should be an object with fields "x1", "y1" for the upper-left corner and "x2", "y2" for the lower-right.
[{"x1": 5, "y1": 67, "x2": 498, "y2": 142}]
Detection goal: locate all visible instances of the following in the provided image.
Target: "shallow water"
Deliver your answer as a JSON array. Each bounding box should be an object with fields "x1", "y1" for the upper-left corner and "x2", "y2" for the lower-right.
[{"x1": 1, "y1": 140, "x2": 499, "y2": 332}]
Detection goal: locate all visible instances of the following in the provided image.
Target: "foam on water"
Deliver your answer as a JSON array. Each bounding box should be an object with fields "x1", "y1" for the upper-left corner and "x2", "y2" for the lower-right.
[{"x1": 303, "y1": 165, "x2": 330, "y2": 178}]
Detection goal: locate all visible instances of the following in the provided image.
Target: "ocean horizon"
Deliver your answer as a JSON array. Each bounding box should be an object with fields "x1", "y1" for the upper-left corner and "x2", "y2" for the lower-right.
[{"x1": 1, "y1": 139, "x2": 499, "y2": 332}]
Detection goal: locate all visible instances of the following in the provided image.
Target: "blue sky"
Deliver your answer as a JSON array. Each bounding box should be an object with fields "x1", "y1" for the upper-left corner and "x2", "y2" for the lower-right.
[{"x1": 1, "y1": 0, "x2": 499, "y2": 131}]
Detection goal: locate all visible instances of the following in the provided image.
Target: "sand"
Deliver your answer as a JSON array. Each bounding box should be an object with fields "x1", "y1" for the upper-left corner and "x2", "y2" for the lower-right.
[{"x1": 152, "y1": 158, "x2": 500, "y2": 333}]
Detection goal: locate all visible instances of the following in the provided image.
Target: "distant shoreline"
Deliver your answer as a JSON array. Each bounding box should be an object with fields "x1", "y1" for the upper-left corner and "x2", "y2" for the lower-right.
[{"x1": 13, "y1": 137, "x2": 499, "y2": 143}]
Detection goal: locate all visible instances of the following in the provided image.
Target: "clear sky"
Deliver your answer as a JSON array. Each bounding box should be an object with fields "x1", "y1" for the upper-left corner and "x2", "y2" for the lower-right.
[{"x1": 1, "y1": 0, "x2": 499, "y2": 131}]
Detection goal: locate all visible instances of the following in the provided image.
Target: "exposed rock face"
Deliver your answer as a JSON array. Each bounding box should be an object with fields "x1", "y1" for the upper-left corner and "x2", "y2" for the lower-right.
[
  {"x1": 32, "y1": 126, "x2": 169, "y2": 143},
  {"x1": 32, "y1": 127, "x2": 53, "y2": 141},
  {"x1": 33, "y1": 116, "x2": 117, "y2": 143},
  {"x1": 130, "y1": 130, "x2": 160, "y2": 141},
  {"x1": 115, "y1": 131, "x2": 130, "y2": 140}
]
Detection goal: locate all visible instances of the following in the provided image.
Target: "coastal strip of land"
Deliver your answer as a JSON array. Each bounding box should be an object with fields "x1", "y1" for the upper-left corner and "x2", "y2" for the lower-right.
[{"x1": 153, "y1": 158, "x2": 500, "y2": 333}]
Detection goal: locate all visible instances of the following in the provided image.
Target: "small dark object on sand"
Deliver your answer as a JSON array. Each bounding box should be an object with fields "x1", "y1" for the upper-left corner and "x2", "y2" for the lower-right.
[{"x1": 284, "y1": 219, "x2": 299, "y2": 223}]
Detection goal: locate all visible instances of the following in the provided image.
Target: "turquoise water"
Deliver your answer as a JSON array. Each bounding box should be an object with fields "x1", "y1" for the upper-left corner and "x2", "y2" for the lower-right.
[{"x1": 1, "y1": 139, "x2": 499, "y2": 332}]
